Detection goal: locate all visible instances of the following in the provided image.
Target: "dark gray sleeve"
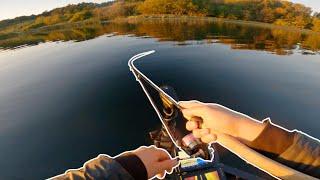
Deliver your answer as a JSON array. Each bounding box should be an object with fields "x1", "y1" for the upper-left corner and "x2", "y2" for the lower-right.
[
  {"x1": 247, "y1": 119, "x2": 294, "y2": 157},
  {"x1": 276, "y1": 132, "x2": 320, "y2": 178},
  {"x1": 247, "y1": 120, "x2": 320, "y2": 178},
  {"x1": 50, "y1": 154, "x2": 134, "y2": 180}
]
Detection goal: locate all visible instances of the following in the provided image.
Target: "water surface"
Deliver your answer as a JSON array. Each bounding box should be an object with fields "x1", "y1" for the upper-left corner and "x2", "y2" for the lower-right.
[{"x1": 0, "y1": 18, "x2": 319, "y2": 179}]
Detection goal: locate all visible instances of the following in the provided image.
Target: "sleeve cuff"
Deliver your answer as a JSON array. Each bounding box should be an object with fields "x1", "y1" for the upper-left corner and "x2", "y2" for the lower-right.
[
  {"x1": 115, "y1": 153, "x2": 148, "y2": 180},
  {"x1": 247, "y1": 119, "x2": 295, "y2": 156}
]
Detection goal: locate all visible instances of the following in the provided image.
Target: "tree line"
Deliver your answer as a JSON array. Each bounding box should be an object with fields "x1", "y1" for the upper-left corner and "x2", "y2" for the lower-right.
[
  {"x1": 1, "y1": 18, "x2": 319, "y2": 54},
  {"x1": 136, "y1": 0, "x2": 320, "y2": 31},
  {"x1": 1, "y1": 0, "x2": 320, "y2": 33}
]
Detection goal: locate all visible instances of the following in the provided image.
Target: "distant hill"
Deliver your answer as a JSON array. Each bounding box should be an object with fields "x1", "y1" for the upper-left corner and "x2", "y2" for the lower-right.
[
  {"x1": 0, "y1": 2, "x2": 114, "y2": 33},
  {"x1": 0, "y1": 0, "x2": 320, "y2": 33}
]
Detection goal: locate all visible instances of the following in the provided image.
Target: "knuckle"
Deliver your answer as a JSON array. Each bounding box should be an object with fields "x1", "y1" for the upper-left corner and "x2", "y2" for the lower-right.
[
  {"x1": 190, "y1": 100, "x2": 200, "y2": 103},
  {"x1": 138, "y1": 146, "x2": 147, "y2": 150}
]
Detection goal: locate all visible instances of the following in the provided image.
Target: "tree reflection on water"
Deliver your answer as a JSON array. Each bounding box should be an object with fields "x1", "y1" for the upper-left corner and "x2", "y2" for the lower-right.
[{"x1": 1, "y1": 18, "x2": 319, "y2": 55}]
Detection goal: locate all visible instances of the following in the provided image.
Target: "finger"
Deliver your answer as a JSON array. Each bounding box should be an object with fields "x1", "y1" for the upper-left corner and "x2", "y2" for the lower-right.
[
  {"x1": 186, "y1": 121, "x2": 198, "y2": 131},
  {"x1": 199, "y1": 128, "x2": 210, "y2": 136},
  {"x1": 192, "y1": 129, "x2": 202, "y2": 138},
  {"x1": 165, "y1": 157, "x2": 179, "y2": 173},
  {"x1": 183, "y1": 115, "x2": 202, "y2": 122},
  {"x1": 200, "y1": 134, "x2": 217, "y2": 143},
  {"x1": 158, "y1": 158, "x2": 179, "y2": 172},
  {"x1": 192, "y1": 128, "x2": 210, "y2": 138},
  {"x1": 156, "y1": 172, "x2": 165, "y2": 179},
  {"x1": 179, "y1": 100, "x2": 203, "y2": 108},
  {"x1": 166, "y1": 166, "x2": 175, "y2": 174},
  {"x1": 190, "y1": 116, "x2": 202, "y2": 122},
  {"x1": 190, "y1": 116, "x2": 204, "y2": 128},
  {"x1": 162, "y1": 163, "x2": 175, "y2": 177},
  {"x1": 181, "y1": 106, "x2": 208, "y2": 120}
]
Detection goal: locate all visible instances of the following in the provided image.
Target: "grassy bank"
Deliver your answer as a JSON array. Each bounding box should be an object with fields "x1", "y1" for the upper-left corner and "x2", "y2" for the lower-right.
[
  {"x1": 1, "y1": 15, "x2": 320, "y2": 54},
  {"x1": 1, "y1": 0, "x2": 320, "y2": 35},
  {"x1": 114, "y1": 15, "x2": 320, "y2": 35},
  {"x1": 2, "y1": 15, "x2": 320, "y2": 38}
]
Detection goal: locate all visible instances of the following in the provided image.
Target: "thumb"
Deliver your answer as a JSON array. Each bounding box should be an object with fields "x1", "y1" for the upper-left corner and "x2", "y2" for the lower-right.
[
  {"x1": 181, "y1": 106, "x2": 208, "y2": 121},
  {"x1": 158, "y1": 158, "x2": 179, "y2": 172},
  {"x1": 179, "y1": 100, "x2": 203, "y2": 108}
]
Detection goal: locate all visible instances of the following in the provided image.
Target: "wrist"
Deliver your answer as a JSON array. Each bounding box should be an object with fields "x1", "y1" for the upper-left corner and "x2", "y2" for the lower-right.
[{"x1": 235, "y1": 117, "x2": 267, "y2": 142}]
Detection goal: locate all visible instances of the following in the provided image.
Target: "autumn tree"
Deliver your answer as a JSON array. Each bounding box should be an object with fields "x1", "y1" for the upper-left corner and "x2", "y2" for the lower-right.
[
  {"x1": 312, "y1": 18, "x2": 320, "y2": 32},
  {"x1": 137, "y1": 0, "x2": 201, "y2": 15},
  {"x1": 1, "y1": 0, "x2": 320, "y2": 32}
]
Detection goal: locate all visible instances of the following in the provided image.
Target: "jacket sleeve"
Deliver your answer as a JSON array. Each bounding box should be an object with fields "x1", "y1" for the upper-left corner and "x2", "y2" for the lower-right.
[
  {"x1": 51, "y1": 153, "x2": 147, "y2": 180},
  {"x1": 247, "y1": 119, "x2": 320, "y2": 178}
]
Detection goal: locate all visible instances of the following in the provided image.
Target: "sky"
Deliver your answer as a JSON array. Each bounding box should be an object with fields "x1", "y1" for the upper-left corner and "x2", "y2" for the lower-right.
[
  {"x1": 0, "y1": 0, "x2": 110, "y2": 20},
  {"x1": 0, "y1": 0, "x2": 319, "y2": 21},
  {"x1": 291, "y1": 0, "x2": 320, "y2": 12}
]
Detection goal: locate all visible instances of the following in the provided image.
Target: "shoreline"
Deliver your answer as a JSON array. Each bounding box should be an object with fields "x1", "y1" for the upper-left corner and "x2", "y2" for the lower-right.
[
  {"x1": 1, "y1": 15, "x2": 320, "y2": 36},
  {"x1": 113, "y1": 15, "x2": 320, "y2": 35},
  {"x1": 0, "y1": 14, "x2": 320, "y2": 39}
]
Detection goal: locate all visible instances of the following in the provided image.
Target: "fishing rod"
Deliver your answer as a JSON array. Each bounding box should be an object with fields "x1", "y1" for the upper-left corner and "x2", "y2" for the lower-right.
[
  {"x1": 128, "y1": 50, "x2": 181, "y2": 108},
  {"x1": 128, "y1": 50, "x2": 316, "y2": 180},
  {"x1": 128, "y1": 50, "x2": 213, "y2": 161}
]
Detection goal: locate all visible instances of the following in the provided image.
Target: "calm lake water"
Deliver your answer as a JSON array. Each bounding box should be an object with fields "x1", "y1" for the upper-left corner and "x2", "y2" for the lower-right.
[{"x1": 0, "y1": 18, "x2": 320, "y2": 179}]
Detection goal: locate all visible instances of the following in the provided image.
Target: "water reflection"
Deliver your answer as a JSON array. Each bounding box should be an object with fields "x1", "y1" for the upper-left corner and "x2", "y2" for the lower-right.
[
  {"x1": 0, "y1": 18, "x2": 320, "y2": 180},
  {"x1": 0, "y1": 18, "x2": 320, "y2": 55}
]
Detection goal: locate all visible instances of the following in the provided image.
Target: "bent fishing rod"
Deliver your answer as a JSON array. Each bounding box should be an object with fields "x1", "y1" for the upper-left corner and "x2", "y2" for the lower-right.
[{"x1": 128, "y1": 50, "x2": 316, "y2": 180}]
